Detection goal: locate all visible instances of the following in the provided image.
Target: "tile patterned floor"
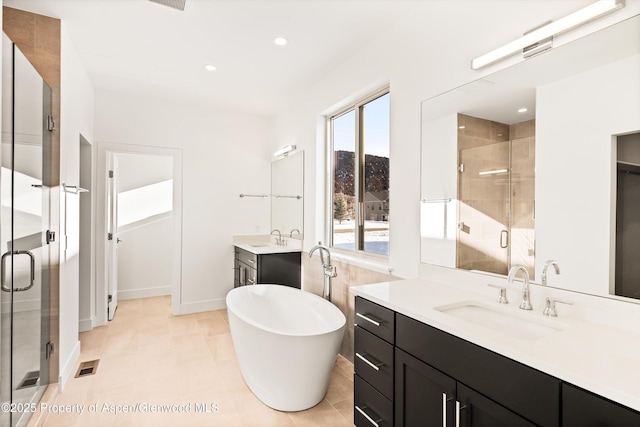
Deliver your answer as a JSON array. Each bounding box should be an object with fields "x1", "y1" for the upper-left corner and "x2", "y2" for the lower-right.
[{"x1": 33, "y1": 296, "x2": 354, "y2": 426}]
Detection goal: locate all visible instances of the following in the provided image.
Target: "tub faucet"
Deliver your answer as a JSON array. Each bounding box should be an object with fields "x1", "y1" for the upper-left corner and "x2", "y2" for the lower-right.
[
  {"x1": 271, "y1": 229, "x2": 284, "y2": 246},
  {"x1": 309, "y1": 242, "x2": 337, "y2": 301},
  {"x1": 541, "y1": 260, "x2": 560, "y2": 286},
  {"x1": 508, "y1": 265, "x2": 532, "y2": 310}
]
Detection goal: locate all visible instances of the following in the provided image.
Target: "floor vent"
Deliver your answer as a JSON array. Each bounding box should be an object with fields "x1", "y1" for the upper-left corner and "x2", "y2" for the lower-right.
[
  {"x1": 17, "y1": 371, "x2": 40, "y2": 390},
  {"x1": 75, "y1": 359, "x2": 99, "y2": 378}
]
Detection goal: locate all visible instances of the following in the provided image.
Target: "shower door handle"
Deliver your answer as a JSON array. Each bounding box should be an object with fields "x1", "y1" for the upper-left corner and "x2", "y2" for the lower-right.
[
  {"x1": 1, "y1": 250, "x2": 35, "y2": 292},
  {"x1": 500, "y1": 230, "x2": 509, "y2": 249}
]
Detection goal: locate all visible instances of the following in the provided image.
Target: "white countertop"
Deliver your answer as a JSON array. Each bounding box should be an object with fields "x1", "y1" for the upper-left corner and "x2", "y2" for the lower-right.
[
  {"x1": 234, "y1": 242, "x2": 301, "y2": 255},
  {"x1": 233, "y1": 234, "x2": 302, "y2": 255},
  {"x1": 350, "y1": 278, "x2": 640, "y2": 412}
]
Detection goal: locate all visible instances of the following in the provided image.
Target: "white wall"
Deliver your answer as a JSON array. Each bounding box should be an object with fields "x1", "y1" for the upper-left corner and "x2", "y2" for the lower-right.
[
  {"x1": 95, "y1": 91, "x2": 273, "y2": 313},
  {"x1": 274, "y1": 0, "x2": 626, "y2": 278},
  {"x1": 536, "y1": 54, "x2": 640, "y2": 296},
  {"x1": 59, "y1": 23, "x2": 95, "y2": 389}
]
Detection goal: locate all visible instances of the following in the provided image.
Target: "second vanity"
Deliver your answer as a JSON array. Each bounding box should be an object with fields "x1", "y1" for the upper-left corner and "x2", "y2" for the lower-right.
[
  {"x1": 233, "y1": 235, "x2": 302, "y2": 288},
  {"x1": 351, "y1": 279, "x2": 640, "y2": 426}
]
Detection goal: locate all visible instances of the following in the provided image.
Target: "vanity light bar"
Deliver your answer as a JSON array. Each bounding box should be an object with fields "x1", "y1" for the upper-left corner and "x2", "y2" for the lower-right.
[
  {"x1": 471, "y1": 0, "x2": 624, "y2": 70},
  {"x1": 273, "y1": 144, "x2": 296, "y2": 157}
]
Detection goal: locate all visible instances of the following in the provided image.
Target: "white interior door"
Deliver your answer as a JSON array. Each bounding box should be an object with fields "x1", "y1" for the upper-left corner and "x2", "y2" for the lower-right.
[{"x1": 106, "y1": 155, "x2": 119, "y2": 321}]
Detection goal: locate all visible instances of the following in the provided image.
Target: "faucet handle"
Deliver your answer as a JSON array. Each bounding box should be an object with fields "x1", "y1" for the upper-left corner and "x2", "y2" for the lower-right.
[
  {"x1": 543, "y1": 297, "x2": 573, "y2": 317},
  {"x1": 487, "y1": 284, "x2": 508, "y2": 304}
]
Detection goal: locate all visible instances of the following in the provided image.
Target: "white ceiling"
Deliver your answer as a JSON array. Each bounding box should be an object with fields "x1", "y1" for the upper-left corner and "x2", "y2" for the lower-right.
[{"x1": 4, "y1": 0, "x2": 420, "y2": 116}]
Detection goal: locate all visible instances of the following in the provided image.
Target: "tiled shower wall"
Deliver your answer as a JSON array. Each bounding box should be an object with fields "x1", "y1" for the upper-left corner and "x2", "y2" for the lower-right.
[{"x1": 302, "y1": 254, "x2": 398, "y2": 362}]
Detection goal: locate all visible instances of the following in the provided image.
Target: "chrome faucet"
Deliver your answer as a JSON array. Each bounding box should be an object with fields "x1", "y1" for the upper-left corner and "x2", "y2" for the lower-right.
[
  {"x1": 270, "y1": 229, "x2": 284, "y2": 246},
  {"x1": 289, "y1": 228, "x2": 301, "y2": 238},
  {"x1": 309, "y1": 242, "x2": 337, "y2": 301},
  {"x1": 541, "y1": 260, "x2": 560, "y2": 286},
  {"x1": 508, "y1": 265, "x2": 532, "y2": 310}
]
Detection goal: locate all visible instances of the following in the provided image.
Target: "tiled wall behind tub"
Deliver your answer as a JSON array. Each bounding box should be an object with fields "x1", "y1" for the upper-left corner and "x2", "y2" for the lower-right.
[{"x1": 302, "y1": 254, "x2": 399, "y2": 362}]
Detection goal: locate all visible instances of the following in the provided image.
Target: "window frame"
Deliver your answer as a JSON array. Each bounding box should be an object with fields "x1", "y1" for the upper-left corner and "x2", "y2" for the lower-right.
[{"x1": 326, "y1": 87, "x2": 390, "y2": 258}]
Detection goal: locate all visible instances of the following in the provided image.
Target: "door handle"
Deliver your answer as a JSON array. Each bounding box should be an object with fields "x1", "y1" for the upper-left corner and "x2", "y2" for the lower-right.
[
  {"x1": 1, "y1": 250, "x2": 35, "y2": 292},
  {"x1": 500, "y1": 229, "x2": 509, "y2": 248}
]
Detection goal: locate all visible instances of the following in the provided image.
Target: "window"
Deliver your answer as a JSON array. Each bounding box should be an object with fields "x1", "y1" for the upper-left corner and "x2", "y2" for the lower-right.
[{"x1": 329, "y1": 89, "x2": 390, "y2": 256}]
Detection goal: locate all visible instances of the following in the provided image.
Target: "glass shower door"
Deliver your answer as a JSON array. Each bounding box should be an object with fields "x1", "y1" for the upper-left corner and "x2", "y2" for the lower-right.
[
  {"x1": 0, "y1": 34, "x2": 52, "y2": 427},
  {"x1": 457, "y1": 141, "x2": 511, "y2": 275}
]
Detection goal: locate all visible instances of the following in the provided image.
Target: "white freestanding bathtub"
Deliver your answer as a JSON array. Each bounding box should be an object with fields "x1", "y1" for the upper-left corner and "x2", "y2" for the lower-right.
[{"x1": 226, "y1": 284, "x2": 346, "y2": 411}]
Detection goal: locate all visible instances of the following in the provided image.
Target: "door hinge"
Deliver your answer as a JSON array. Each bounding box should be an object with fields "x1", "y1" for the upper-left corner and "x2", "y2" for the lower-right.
[
  {"x1": 108, "y1": 170, "x2": 114, "y2": 178},
  {"x1": 107, "y1": 232, "x2": 113, "y2": 241},
  {"x1": 458, "y1": 163, "x2": 465, "y2": 173},
  {"x1": 46, "y1": 230, "x2": 55, "y2": 244},
  {"x1": 45, "y1": 341, "x2": 54, "y2": 360},
  {"x1": 47, "y1": 115, "x2": 55, "y2": 132}
]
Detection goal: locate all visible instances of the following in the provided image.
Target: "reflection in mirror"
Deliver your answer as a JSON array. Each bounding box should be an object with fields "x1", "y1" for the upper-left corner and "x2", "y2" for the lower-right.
[
  {"x1": 456, "y1": 114, "x2": 535, "y2": 277},
  {"x1": 271, "y1": 150, "x2": 304, "y2": 239},
  {"x1": 421, "y1": 13, "x2": 640, "y2": 300},
  {"x1": 615, "y1": 132, "x2": 640, "y2": 299}
]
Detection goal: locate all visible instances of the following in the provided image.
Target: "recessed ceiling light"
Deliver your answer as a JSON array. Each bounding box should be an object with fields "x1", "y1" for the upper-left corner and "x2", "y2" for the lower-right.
[
  {"x1": 518, "y1": 107, "x2": 528, "y2": 113},
  {"x1": 274, "y1": 37, "x2": 288, "y2": 46},
  {"x1": 204, "y1": 64, "x2": 217, "y2": 71}
]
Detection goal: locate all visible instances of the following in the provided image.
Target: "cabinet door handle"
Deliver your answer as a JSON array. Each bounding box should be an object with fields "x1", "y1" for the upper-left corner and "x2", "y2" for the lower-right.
[
  {"x1": 355, "y1": 352, "x2": 382, "y2": 371},
  {"x1": 455, "y1": 401, "x2": 467, "y2": 427},
  {"x1": 442, "y1": 393, "x2": 447, "y2": 427},
  {"x1": 356, "y1": 312, "x2": 381, "y2": 326},
  {"x1": 247, "y1": 278, "x2": 255, "y2": 285},
  {"x1": 355, "y1": 405, "x2": 381, "y2": 427}
]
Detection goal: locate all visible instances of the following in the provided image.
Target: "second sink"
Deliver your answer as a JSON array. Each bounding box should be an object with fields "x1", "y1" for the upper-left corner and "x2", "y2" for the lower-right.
[{"x1": 434, "y1": 300, "x2": 566, "y2": 341}]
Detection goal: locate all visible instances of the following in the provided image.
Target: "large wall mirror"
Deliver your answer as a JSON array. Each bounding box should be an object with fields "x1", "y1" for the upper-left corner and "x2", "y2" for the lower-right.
[
  {"x1": 271, "y1": 150, "x2": 304, "y2": 240},
  {"x1": 421, "y1": 13, "x2": 640, "y2": 300}
]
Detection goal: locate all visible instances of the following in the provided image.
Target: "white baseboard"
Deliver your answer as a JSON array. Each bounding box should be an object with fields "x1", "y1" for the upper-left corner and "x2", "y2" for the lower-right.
[
  {"x1": 119, "y1": 286, "x2": 171, "y2": 301},
  {"x1": 177, "y1": 298, "x2": 226, "y2": 315},
  {"x1": 78, "y1": 317, "x2": 93, "y2": 333},
  {"x1": 59, "y1": 339, "x2": 81, "y2": 392}
]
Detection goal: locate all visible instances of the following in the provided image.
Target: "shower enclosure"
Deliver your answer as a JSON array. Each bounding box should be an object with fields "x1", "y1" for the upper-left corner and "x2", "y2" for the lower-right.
[
  {"x1": 0, "y1": 33, "x2": 53, "y2": 426},
  {"x1": 456, "y1": 114, "x2": 535, "y2": 277}
]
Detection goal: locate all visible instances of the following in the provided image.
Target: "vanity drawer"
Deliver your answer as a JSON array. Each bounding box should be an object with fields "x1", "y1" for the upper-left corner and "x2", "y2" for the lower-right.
[
  {"x1": 355, "y1": 374, "x2": 393, "y2": 427},
  {"x1": 396, "y1": 313, "x2": 560, "y2": 427},
  {"x1": 355, "y1": 297, "x2": 395, "y2": 344},
  {"x1": 236, "y1": 247, "x2": 258, "y2": 267},
  {"x1": 355, "y1": 326, "x2": 394, "y2": 400}
]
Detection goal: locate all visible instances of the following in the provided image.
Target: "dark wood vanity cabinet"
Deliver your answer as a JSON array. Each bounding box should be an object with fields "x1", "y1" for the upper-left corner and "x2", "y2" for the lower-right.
[
  {"x1": 355, "y1": 296, "x2": 640, "y2": 427},
  {"x1": 233, "y1": 246, "x2": 301, "y2": 288},
  {"x1": 395, "y1": 313, "x2": 550, "y2": 427},
  {"x1": 354, "y1": 297, "x2": 395, "y2": 427},
  {"x1": 562, "y1": 383, "x2": 640, "y2": 426}
]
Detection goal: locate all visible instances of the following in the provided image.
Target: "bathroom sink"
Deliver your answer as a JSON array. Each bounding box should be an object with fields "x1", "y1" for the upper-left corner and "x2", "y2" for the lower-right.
[
  {"x1": 434, "y1": 301, "x2": 565, "y2": 341},
  {"x1": 250, "y1": 244, "x2": 270, "y2": 247}
]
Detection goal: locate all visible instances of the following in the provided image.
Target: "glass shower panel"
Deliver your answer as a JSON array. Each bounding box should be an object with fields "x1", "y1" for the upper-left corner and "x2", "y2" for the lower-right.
[
  {"x1": 0, "y1": 34, "x2": 51, "y2": 427},
  {"x1": 457, "y1": 141, "x2": 511, "y2": 275},
  {"x1": 509, "y1": 136, "x2": 536, "y2": 275}
]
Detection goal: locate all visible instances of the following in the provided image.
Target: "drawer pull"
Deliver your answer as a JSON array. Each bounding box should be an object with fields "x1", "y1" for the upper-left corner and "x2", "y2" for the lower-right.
[
  {"x1": 356, "y1": 312, "x2": 381, "y2": 326},
  {"x1": 355, "y1": 352, "x2": 383, "y2": 371},
  {"x1": 248, "y1": 259, "x2": 255, "y2": 264},
  {"x1": 355, "y1": 405, "x2": 381, "y2": 427}
]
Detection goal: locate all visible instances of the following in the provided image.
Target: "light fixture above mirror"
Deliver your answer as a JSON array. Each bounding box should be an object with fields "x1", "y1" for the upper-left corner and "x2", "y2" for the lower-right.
[{"x1": 471, "y1": 0, "x2": 625, "y2": 69}]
